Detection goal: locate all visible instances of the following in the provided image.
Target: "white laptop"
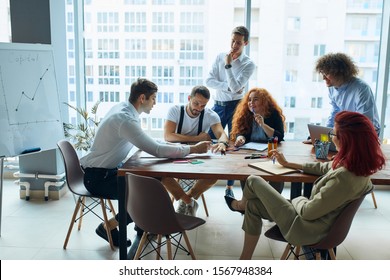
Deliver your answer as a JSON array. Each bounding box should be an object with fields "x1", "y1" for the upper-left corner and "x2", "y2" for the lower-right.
[{"x1": 307, "y1": 124, "x2": 337, "y2": 152}]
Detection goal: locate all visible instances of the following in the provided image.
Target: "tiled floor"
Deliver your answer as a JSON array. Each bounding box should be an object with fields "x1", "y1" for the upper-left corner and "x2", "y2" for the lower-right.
[{"x1": 1, "y1": 179, "x2": 390, "y2": 260}]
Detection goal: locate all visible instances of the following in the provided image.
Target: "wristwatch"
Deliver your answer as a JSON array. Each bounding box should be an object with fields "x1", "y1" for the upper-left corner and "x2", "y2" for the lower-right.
[
  {"x1": 219, "y1": 141, "x2": 229, "y2": 147},
  {"x1": 224, "y1": 64, "x2": 232, "y2": 69}
]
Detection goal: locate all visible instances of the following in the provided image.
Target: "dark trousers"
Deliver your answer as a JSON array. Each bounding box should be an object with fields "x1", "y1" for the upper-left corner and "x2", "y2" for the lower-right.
[
  {"x1": 210, "y1": 100, "x2": 240, "y2": 186},
  {"x1": 290, "y1": 182, "x2": 313, "y2": 199},
  {"x1": 83, "y1": 167, "x2": 143, "y2": 235}
]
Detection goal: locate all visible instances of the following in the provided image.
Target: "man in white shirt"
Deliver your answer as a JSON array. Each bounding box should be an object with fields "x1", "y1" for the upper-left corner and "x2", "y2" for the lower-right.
[
  {"x1": 80, "y1": 78, "x2": 209, "y2": 247},
  {"x1": 162, "y1": 85, "x2": 229, "y2": 216},
  {"x1": 205, "y1": 25, "x2": 256, "y2": 196}
]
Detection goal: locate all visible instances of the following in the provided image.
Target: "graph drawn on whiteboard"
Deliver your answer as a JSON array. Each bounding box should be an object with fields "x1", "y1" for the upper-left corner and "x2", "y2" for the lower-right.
[{"x1": 0, "y1": 43, "x2": 64, "y2": 157}]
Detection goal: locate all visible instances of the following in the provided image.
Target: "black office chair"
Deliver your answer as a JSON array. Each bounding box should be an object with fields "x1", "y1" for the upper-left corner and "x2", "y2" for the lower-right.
[
  {"x1": 265, "y1": 190, "x2": 370, "y2": 260},
  {"x1": 126, "y1": 172, "x2": 206, "y2": 260},
  {"x1": 57, "y1": 140, "x2": 116, "y2": 250}
]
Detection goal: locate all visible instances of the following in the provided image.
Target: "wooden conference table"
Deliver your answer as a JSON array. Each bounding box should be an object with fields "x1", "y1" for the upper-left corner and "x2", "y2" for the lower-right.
[{"x1": 116, "y1": 141, "x2": 390, "y2": 260}]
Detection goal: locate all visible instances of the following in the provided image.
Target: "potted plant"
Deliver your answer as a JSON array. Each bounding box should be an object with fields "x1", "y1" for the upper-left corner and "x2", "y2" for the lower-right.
[{"x1": 63, "y1": 101, "x2": 101, "y2": 152}]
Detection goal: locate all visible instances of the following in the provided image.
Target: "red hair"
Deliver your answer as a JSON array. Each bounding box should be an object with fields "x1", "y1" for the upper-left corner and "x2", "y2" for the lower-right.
[
  {"x1": 230, "y1": 88, "x2": 285, "y2": 142},
  {"x1": 333, "y1": 111, "x2": 385, "y2": 176}
]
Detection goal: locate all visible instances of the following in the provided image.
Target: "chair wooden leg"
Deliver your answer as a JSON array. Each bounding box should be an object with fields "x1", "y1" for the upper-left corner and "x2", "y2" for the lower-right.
[
  {"x1": 77, "y1": 196, "x2": 86, "y2": 230},
  {"x1": 156, "y1": 234, "x2": 162, "y2": 260},
  {"x1": 200, "y1": 194, "x2": 209, "y2": 217},
  {"x1": 63, "y1": 197, "x2": 82, "y2": 249},
  {"x1": 99, "y1": 198, "x2": 115, "y2": 250},
  {"x1": 166, "y1": 235, "x2": 173, "y2": 260},
  {"x1": 280, "y1": 244, "x2": 291, "y2": 259},
  {"x1": 315, "y1": 252, "x2": 321, "y2": 260},
  {"x1": 107, "y1": 199, "x2": 117, "y2": 217},
  {"x1": 371, "y1": 192, "x2": 378, "y2": 209},
  {"x1": 328, "y1": 248, "x2": 337, "y2": 260},
  {"x1": 294, "y1": 245, "x2": 301, "y2": 260},
  {"x1": 134, "y1": 232, "x2": 148, "y2": 260},
  {"x1": 182, "y1": 231, "x2": 196, "y2": 259}
]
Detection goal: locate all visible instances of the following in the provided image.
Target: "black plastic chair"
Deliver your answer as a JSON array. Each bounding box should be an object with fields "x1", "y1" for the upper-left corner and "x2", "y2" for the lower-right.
[
  {"x1": 265, "y1": 190, "x2": 369, "y2": 260},
  {"x1": 126, "y1": 172, "x2": 205, "y2": 260},
  {"x1": 57, "y1": 140, "x2": 116, "y2": 250}
]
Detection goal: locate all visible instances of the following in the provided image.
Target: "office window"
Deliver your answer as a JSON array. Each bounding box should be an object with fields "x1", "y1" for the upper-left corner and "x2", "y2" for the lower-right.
[
  {"x1": 285, "y1": 70, "x2": 298, "y2": 82},
  {"x1": 152, "y1": 66, "x2": 174, "y2": 85},
  {"x1": 152, "y1": 12, "x2": 174, "y2": 32},
  {"x1": 346, "y1": 15, "x2": 369, "y2": 36},
  {"x1": 157, "y1": 92, "x2": 174, "y2": 103},
  {"x1": 180, "y1": 39, "x2": 204, "y2": 60},
  {"x1": 98, "y1": 65, "x2": 120, "y2": 85},
  {"x1": 125, "y1": 0, "x2": 146, "y2": 4},
  {"x1": 180, "y1": 12, "x2": 204, "y2": 33},
  {"x1": 345, "y1": 42, "x2": 367, "y2": 63},
  {"x1": 312, "y1": 71, "x2": 323, "y2": 82},
  {"x1": 286, "y1": 122, "x2": 295, "y2": 133},
  {"x1": 67, "y1": 12, "x2": 74, "y2": 32},
  {"x1": 311, "y1": 97, "x2": 323, "y2": 108},
  {"x1": 152, "y1": 39, "x2": 174, "y2": 59},
  {"x1": 98, "y1": 39, "x2": 119, "y2": 59},
  {"x1": 287, "y1": 17, "x2": 301, "y2": 31},
  {"x1": 87, "y1": 91, "x2": 94, "y2": 102},
  {"x1": 179, "y1": 66, "x2": 203, "y2": 86},
  {"x1": 153, "y1": 0, "x2": 174, "y2": 4},
  {"x1": 97, "y1": 12, "x2": 119, "y2": 32},
  {"x1": 314, "y1": 44, "x2": 326, "y2": 56},
  {"x1": 85, "y1": 39, "x2": 93, "y2": 58},
  {"x1": 125, "y1": 39, "x2": 147, "y2": 59},
  {"x1": 286, "y1": 44, "x2": 299, "y2": 56},
  {"x1": 85, "y1": 65, "x2": 94, "y2": 84},
  {"x1": 125, "y1": 66, "x2": 146, "y2": 85},
  {"x1": 151, "y1": 118, "x2": 164, "y2": 130},
  {"x1": 99, "y1": 91, "x2": 120, "y2": 102},
  {"x1": 179, "y1": 92, "x2": 187, "y2": 103},
  {"x1": 180, "y1": 0, "x2": 205, "y2": 5},
  {"x1": 140, "y1": 117, "x2": 148, "y2": 130},
  {"x1": 124, "y1": 12, "x2": 147, "y2": 32},
  {"x1": 69, "y1": 91, "x2": 76, "y2": 102},
  {"x1": 284, "y1": 97, "x2": 296, "y2": 108}
]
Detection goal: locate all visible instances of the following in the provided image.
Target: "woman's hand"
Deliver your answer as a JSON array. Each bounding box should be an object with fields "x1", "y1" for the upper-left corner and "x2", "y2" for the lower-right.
[
  {"x1": 270, "y1": 149, "x2": 288, "y2": 166},
  {"x1": 253, "y1": 114, "x2": 265, "y2": 127},
  {"x1": 234, "y1": 135, "x2": 246, "y2": 147}
]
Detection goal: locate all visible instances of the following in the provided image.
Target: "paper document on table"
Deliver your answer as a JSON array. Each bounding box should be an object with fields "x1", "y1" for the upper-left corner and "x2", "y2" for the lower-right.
[
  {"x1": 248, "y1": 161, "x2": 297, "y2": 175},
  {"x1": 239, "y1": 142, "x2": 268, "y2": 151}
]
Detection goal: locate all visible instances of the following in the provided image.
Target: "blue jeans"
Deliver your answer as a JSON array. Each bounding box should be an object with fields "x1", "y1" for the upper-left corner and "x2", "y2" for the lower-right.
[{"x1": 209, "y1": 100, "x2": 241, "y2": 187}]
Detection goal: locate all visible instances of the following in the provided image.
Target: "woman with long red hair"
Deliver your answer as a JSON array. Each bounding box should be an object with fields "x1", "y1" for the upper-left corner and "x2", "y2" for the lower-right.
[
  {"x1": 227, "y1": 111, "x2": 385, "y2": 259},
  {"x1": 225, "y1": 88, "x2": 286, "y2": 198}
]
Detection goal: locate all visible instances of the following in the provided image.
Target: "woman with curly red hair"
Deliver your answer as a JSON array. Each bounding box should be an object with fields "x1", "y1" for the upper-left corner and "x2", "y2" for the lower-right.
[
  {"x1": 230, "y1": 87, "x2": 285, "y2": 146},
  {"x1": 226, "y1": 111, "x2": 385, "y2": 259},
  {"x1": 224, "y1": 88, "x2": 286, "y2": 198}
]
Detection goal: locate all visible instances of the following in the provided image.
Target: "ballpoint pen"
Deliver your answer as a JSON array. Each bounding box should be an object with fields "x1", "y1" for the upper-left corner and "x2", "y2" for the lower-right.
[{"x1": 273, "y1": 136, "x2": 278, "y2": 164}]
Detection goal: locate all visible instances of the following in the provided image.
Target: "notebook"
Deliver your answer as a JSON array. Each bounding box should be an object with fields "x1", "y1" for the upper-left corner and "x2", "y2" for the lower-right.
[
  {"x1": 307, "y1": 124, "x2": 337, "y2": 152},
  {"x1": 248, "y1": 161, "x2": 297, "y2": 175}
]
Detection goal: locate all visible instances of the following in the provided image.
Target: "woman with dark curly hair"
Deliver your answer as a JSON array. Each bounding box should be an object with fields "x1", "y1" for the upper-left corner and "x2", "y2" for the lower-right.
[
  {"x1": 227, "y1": 111, "x2": 385, "y2": 260},
  {"x1": 224, "y1": 88, "x2": 286, "y2": 198}
]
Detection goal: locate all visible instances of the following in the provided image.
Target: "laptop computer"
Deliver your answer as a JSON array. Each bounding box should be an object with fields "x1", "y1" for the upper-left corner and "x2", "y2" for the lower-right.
[{"x1": 307, "y1": 124, "x2": 337, "y2": 152}]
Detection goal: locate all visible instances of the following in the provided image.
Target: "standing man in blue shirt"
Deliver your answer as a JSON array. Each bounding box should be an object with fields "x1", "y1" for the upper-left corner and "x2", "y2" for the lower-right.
[
  {"x1": 317, "y1": 52, "x2": 380, "y2": 135},
  {"x1": 206, "y1": 26, "x2": 256, "y2": 197}
]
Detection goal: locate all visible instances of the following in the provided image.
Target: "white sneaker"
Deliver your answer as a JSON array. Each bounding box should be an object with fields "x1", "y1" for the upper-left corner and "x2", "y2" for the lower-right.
[
  {"x1": 185, "y1": 200, "x2": 199, "y2": 217},
  {"x1": 176, "y1": 200, "x2": 187, "y2": 214}
]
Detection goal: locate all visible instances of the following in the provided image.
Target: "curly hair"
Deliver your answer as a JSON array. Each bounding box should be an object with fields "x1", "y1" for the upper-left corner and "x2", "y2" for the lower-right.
[
  {"x1": 333, "y1": 111, "x2": 385, "y2": 176},
  {"x1": 315, "y1": 52, "x2": 359, "y2": 83},
  {"x1": 230, "y1": 88, "x2": 285, "y2": 142}
]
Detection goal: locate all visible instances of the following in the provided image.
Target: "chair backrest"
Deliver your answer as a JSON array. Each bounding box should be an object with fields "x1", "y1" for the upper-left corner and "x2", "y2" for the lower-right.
[
  {"x1": 311, "y1": 191, "x2": 369, "y2": 250},
  {"x1": 57, "y1": 140, "x2": 90, "y2": 196},
  {"x1": 125, "y1": 172, "x2": 183, "y2": 235}
]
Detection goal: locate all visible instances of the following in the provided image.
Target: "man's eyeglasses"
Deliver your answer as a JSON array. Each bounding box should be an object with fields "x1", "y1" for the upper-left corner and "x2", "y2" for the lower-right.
[{"x1": 328, "y1": 130, "x2": 337, "y2": 139}]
